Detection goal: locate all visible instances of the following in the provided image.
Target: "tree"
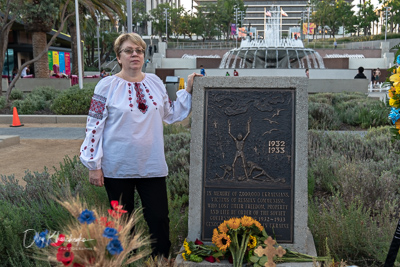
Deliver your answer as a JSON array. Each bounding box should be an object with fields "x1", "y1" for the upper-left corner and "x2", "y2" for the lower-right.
[
  {"x1": 5, "y1": 0, "x2": 73, "y2": 101},
  {"x1": 66, "y1": 0, "x2": 125, "y2": 75},
  {"x1": 215, "y1": 0, "x2": 245, "y2": 40},
  {"x1": 0, "y1": 0, "x2": 23, "y2": 96},
  {"x1": 357, "y1": 0, "x2": 378, "y2": 35},
  {"x1": 150, "y1": 3, "x2": 171, "y2": 38},
  {"x1": 21, "y1": 0, "x2": 62, "y2": 78}
]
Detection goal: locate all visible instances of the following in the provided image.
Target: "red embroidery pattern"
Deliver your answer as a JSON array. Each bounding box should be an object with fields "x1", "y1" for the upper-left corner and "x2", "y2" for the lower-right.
[
  {"x1": 89, "y1": 94, "x2": 107, "y2": 119},
  {"x1": 134, "y1": 83, "x2": 148, "y2": 114},
  {"x1": 143, "y1": 83, "x2": 157, "y2": 108}
]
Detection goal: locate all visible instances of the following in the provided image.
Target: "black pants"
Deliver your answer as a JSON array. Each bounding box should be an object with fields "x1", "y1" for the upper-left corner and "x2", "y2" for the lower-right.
[{"x1": 104, "y1": 177, "x2": 171, "y2": 257}]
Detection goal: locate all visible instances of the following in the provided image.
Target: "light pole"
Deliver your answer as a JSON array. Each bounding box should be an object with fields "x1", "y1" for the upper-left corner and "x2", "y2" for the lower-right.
[
  {"x1": 384, "y1": 7, "x2": 390, "y2": 41},
  {"x1": 127, "y1": 0, "x2": 132, "y2": 33},
  {"x1": 96, "y1": 15, "x2": 101, "y2": 73},
  {"x1": 234, "y1": 7, "x2": 239, "y2": 48},
  {"x1": 164, "y1": 9, "x2": 168, "y2": 42},
  {"x1": 307, "y1": 7, "x2": 310, "y2": 45}
]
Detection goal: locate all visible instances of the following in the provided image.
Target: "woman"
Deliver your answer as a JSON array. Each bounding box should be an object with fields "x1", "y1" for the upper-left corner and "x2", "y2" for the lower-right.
[{"x1": 80, "y1": 33, "x2": 201, "y2": 259}]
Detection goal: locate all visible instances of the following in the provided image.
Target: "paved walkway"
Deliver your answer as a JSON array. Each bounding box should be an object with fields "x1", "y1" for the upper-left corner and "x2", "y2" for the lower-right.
[{"x1": 0, "y1": 126, "x2": 85, "y2": 139}]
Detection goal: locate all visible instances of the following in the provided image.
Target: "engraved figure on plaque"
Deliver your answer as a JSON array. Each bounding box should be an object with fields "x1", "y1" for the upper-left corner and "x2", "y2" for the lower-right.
[{"x1": 228, "y1": 118, "x2": 251, "y2": 181}]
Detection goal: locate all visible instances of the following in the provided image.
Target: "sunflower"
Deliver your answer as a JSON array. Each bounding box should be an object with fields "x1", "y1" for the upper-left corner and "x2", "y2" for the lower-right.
[
  {"x1": 241, "y1": 215, "x2": 254, "y2": 227},
  {"x1": 247, "y1": 235, "x2": 257, "y2": 249},
  {"x1": 218, "y1": 221, "x2": 229, "y2": 234},
  {"x1": 212, "y1": 228, "x2": 220, "y2": 244},
  {"x1": 213, "y1": 232, "x2": 231, "y2": 251},
  {"x1": 253, "y1": 221, "x2": 264, "y2": 232},
  {"x1": 226, "y1": 218, "x2": 241, "y2": 230},
  {"x1": 183, "y1": 239, "x2": 191, "y2": 255}
]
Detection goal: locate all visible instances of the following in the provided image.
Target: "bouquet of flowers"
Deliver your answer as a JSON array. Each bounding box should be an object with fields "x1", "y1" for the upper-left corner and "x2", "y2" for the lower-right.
[
  {"x1": 387, "y1": 55, "x2": 400, "y2": 140},
  {"x1": 32, "y1": 196, "x2": 151, "y2": 266},
  {"x1": 182, "y1": 215, "x2": 331, "y2": 267}
]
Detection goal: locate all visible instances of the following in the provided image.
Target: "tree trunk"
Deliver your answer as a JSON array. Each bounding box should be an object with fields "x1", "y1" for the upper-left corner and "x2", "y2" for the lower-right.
[
  {"x1": 69, "y1": 23, "x2": 78, "y2": 75},
  {"x1": 32, "y1": 32, "x2": 49, "y2": 78}
]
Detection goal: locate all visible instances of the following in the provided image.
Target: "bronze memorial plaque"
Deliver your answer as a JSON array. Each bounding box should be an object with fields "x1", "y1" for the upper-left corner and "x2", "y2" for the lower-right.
[{"x1": 202, "y1": 89, "x2": 295, "y2": 243}]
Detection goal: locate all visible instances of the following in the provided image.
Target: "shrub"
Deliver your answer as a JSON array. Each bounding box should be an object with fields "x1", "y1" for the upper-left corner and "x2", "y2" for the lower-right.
[
  {"x1": 10, "y1": 89, "x2": 23, "y2": 100},
  {"x1": 50, "y1": 83, "x2": 96, "y2": 115},
  {"x1": 31, "y1": 86, "x2": 59, "y2": 101},
  {"x1": 0, "y1": 96, "x2": 6, "y2": 109},
  {"x1": 308, "y1": 102, "x2": 341, "y2": 130}
]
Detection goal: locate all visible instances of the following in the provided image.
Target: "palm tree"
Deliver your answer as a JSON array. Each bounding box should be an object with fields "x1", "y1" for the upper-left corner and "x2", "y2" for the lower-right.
[
  {"x1": 66, "y1": 0, "x2": 125, "y2": 75},
  {"x1": 22, "y1": 0, "x2": 61, "y2": 78}
]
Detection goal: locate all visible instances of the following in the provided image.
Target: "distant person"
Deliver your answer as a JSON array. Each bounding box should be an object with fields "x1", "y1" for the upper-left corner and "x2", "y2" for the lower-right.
[
  {"x1": 21, "y1": 66, "x2": 29, "y2": 77},
  {"x1": 334, "y1": 40, "x2": 337, "y2": 49},
  {"x1": 226, "y1": 72, "x2": 230, "y2": 76},
  {"x1": 234, "y1": 69, "x2": 239, "y2": 76},
  {"x1": 354, "y1": 66, "x2": 367, "y2": 79},
  {"x1": 12, "y1": 67, "x2": 18, "y2": 80},
  {"x1": 148, "y1": 45, "x2": 152, "y2": 56},
  {"x1": 100, "y1": 69, "x2": 109, "y2": 78},
  {"x1": 305, "y1": 68, "x2": 309, "y2": 78},
  {"x1": 200, "y1": 65, "x2": 206, "y2": 76},
  {"x1": 153, "y1": 44, "x2": 157, "y2": 53},
  {"x1": 374, "y1": 68, "x2": 381, "y2": 85}
]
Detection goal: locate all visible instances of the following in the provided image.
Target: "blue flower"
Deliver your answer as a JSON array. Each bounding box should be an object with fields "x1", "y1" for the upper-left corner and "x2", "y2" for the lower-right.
[
  {"x1": 103, "y1": 227, "x2": 118, "y2": 239},
  {"x1": 106, "y1": 238, "x2": 124, "y2": 255},
  {"x1": 78, "y1": 209, "x2": 96, "y2": 224},
  {"x1": 388, "y1": 107, "x2": 400, "y2": 124},
  {"x1": 34, "y1": 230, "x2": 50, "y2": 248},
  {"x1": 397, "y1": 55, "x2": 400, "y2": 65}
]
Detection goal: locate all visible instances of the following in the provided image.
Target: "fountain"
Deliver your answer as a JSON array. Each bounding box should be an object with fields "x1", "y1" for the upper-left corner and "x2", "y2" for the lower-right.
[{"x1": 219, "y1": 6, "x2": 325, "y2": 69}]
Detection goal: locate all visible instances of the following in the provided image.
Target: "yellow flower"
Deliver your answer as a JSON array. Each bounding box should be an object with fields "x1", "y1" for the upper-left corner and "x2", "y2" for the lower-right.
[
  {"x1": 253, "y1": 220, "x2": 264, "y2": 232},
  {"x1": 212, "y1": 228, "x2": 220, "y2": 244},
  {"x1": 213, "y1": 232, "x2": 231, "y2": 251},
  {"x1": 218, "y1": 221, "x2": 229, "y2": 233},
  {"x1": 183, "y1": 239, "x2": 191, "y2": 255},
  {"x1": 396, "y1": 120, "x2": 400, "y2": 130},
  {"x1": 241, "y1": 215, "x2": 254, "y2": 227},
  {"x1": 247, "y1": 235, "x2": 257, "y2": 249},
  {"x1": 226, "y1": 218, "x2": 241, "y2": 230},
  {"x1": 389, "y1": 87, "x2": 396, "y2": 98},
  {"x1": 389, "y1": 98, "x2": 397, "y2": 107},
  {"x1": 182, "y1": 253, "x2": 187, "y2": 261},
  {"x1": 390, "y1": 73, "x2": 400, "y2": 87}
]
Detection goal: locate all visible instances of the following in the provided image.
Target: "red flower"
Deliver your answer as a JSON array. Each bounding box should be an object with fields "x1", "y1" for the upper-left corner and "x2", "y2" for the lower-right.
[
  {"x1": 50, "y1": 234, "x2": 65, "y2": 247},
  {"x1": 194, "y1": 239, "x2": 204, "y2": 245},
  {"x1": 97, "y1": 216, "x2": 115, "y2": 228},
  {"x1": 108, "y1": 201, "x2": 128, "y2": 219},
  {"x1": 56, "y1": 243, "x2": 74, "y2": 266},
  {"x1": 204, "y1": 256, "x2": 216, "y2": 263}
]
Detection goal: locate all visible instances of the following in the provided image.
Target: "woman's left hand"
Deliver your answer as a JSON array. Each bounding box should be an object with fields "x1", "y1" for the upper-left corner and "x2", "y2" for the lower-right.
[{"x1": 186, "y1": 73, "x2": 203, "y2": 94}]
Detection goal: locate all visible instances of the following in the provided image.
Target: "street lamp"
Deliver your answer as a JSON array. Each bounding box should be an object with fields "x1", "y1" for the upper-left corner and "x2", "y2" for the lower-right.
[
  {"x1": 96, "y1": 14, "x2": 101, "y2": 73},
  {"x1": 164, "y1": 9, "x2": 168, "y2": 42},
  {"x1": 384, "y1": 6, "x2": 390, "y2": 41},
  {"x1": 127, "y1": 0, "x2": 132, "y2": 33},
  {"x1": 234, "y1": 7, "x2": 239, "y2": 48}
]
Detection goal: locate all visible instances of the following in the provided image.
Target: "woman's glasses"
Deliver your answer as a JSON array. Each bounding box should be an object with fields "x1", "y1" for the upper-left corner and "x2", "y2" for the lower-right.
[{"x1": 120, "y1": 48, "x2": 145, "y2": 56}]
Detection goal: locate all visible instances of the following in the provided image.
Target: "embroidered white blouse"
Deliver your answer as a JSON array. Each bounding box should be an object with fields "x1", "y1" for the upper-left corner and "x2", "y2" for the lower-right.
[{"x1": 79, "y1": 74, "x2": 192, "y2": 178}]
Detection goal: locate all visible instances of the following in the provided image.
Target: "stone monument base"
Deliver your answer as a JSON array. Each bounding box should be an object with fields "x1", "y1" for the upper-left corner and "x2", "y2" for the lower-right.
[{"x1": 174, "y1": 228, "x2": 317, "y2": 267}]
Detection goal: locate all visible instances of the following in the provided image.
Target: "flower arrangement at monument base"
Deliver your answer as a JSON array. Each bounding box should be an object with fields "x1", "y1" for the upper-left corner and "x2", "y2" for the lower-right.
[
  {"x1": 32, "y1": 196, "x2": 151, "y2": 266},
  {"x1": 181, "y1": 215, "x2": 331, "y2": 267},
  {"x1": 387, "y1": 65, "x2": 400, "y2": 141}
]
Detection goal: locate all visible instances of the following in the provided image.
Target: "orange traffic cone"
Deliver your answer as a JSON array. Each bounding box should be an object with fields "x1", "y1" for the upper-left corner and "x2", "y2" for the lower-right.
[{"x1": 10, "y1": 107, "x2": 24, "y2": 127}]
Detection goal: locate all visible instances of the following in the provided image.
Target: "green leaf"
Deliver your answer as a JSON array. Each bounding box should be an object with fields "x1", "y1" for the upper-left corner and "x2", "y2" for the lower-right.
[
  {"x1": 259, "y1": 256, "x2": 268, "y2": 265},
  {"x1": 249, "y1": 255, "x2": 260, "y2": 263}
]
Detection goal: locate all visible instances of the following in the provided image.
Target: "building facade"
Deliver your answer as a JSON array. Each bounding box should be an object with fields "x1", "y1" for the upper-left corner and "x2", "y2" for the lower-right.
[{"x1": 194, "y1": 0, "x2": 353, "y2": 37}]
